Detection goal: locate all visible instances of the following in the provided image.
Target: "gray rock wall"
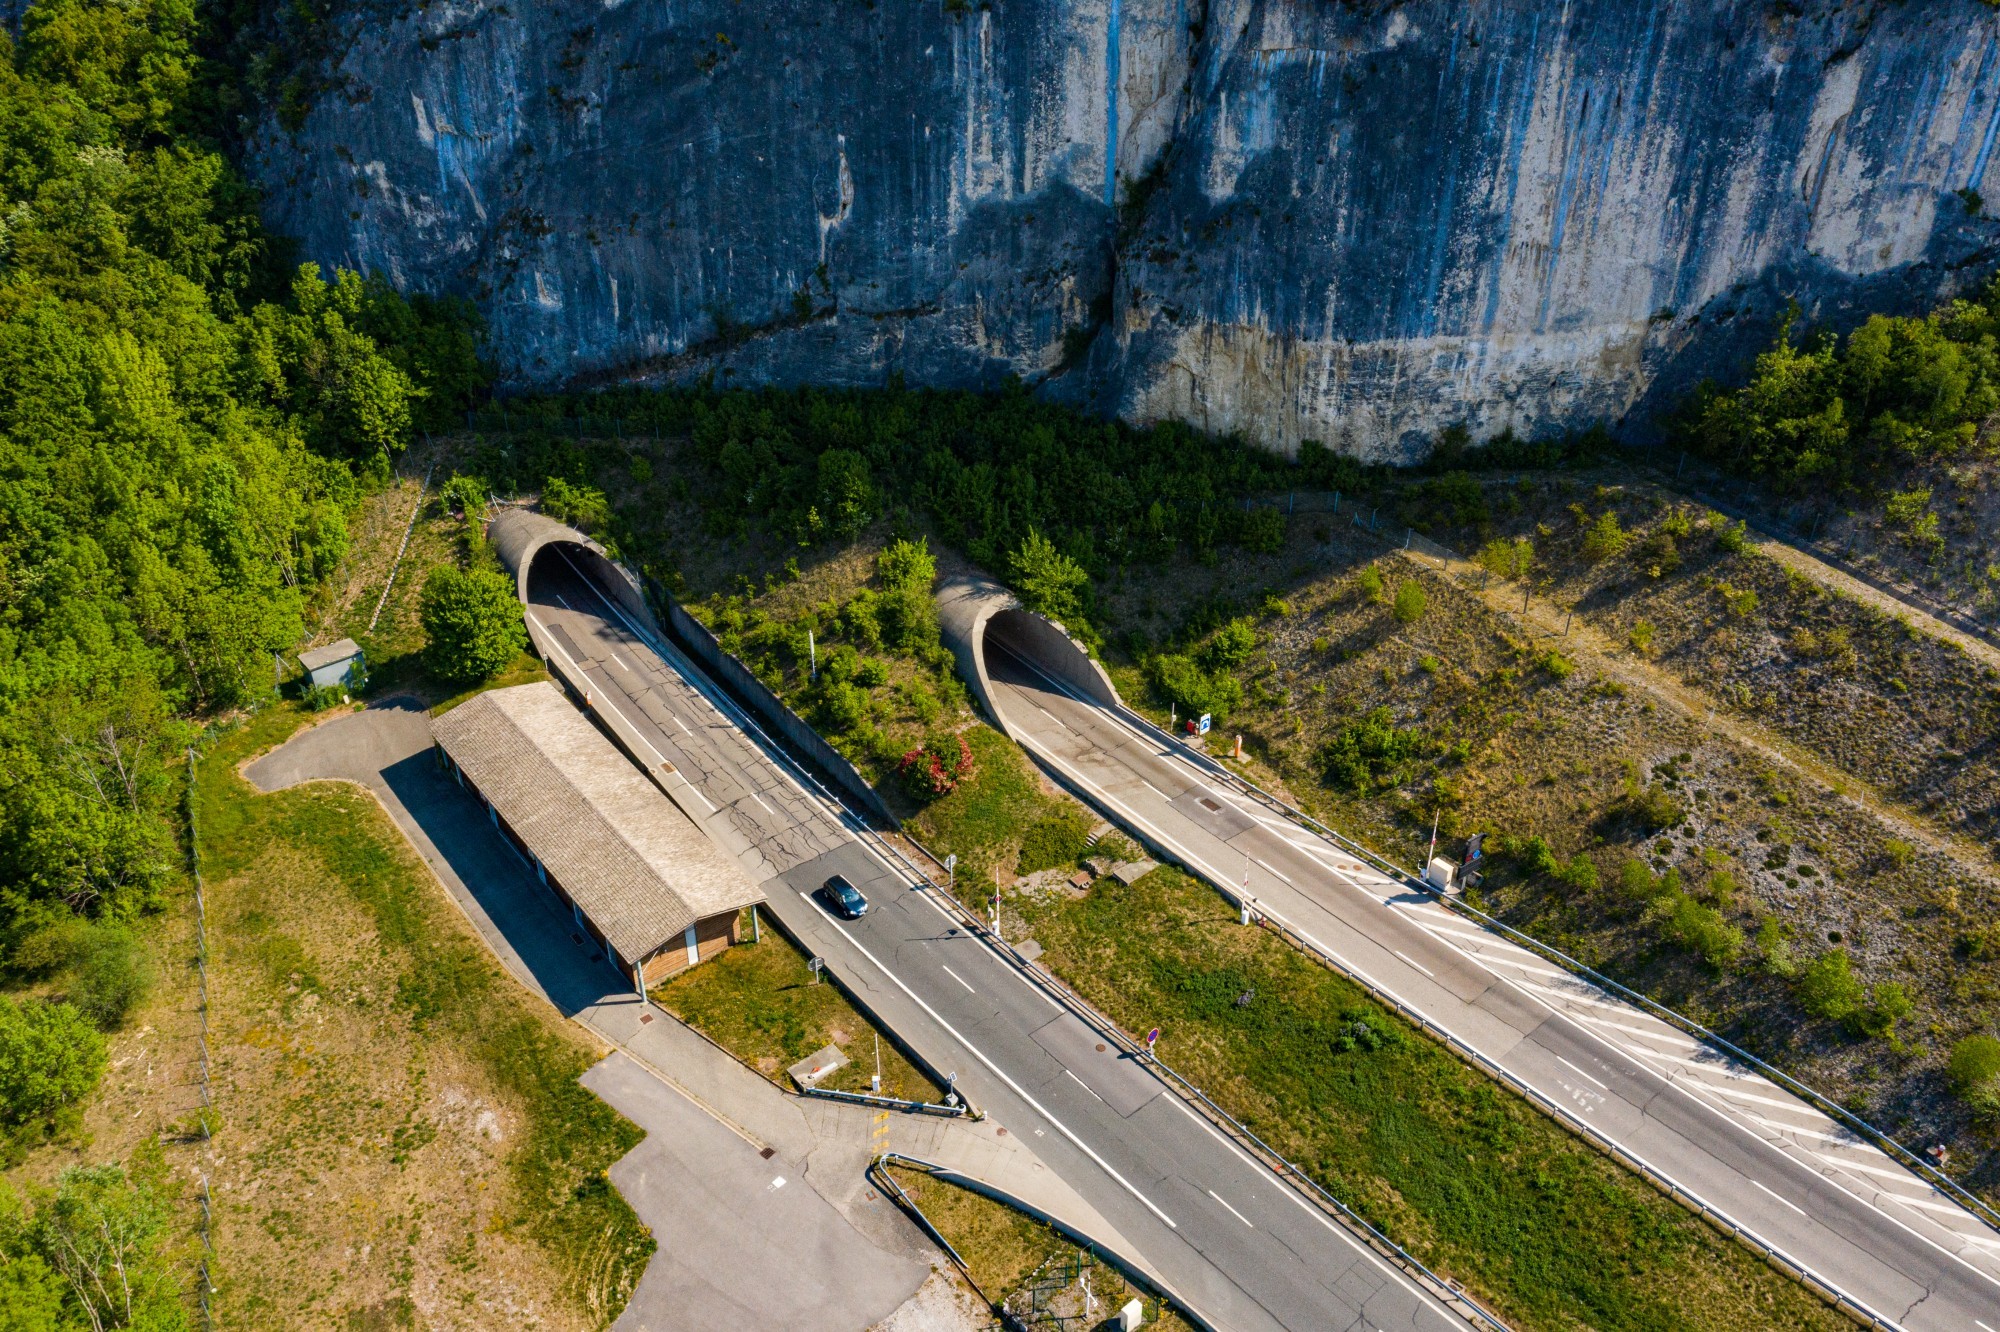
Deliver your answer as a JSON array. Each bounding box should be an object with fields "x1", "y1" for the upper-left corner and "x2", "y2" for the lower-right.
[{"x1": 255, "y1": 0, "x2": 2000, "y2": 461}]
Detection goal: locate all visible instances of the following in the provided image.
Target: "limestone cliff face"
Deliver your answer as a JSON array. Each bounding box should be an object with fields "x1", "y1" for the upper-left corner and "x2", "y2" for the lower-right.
[{"x1": 255, "y1": 0, "x2": 2000, "y2": 461}]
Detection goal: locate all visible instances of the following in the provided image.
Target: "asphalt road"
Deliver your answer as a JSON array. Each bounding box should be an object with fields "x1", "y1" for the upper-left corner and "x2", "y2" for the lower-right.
[
  {"x1": 524, "y1": 551, "x2": 1472, "y2": 1332},
  {"x1": 978, "y1": 637, "x2": 2000, "y2": 1332}
]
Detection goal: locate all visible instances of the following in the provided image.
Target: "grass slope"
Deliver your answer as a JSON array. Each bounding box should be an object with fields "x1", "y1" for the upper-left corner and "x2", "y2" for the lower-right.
[
  {"x1": 195, "y1": 705, "x2": 651, "y2": 1328},
  {"x1": 1021, "y1": 864, "x2": 1846, "y2": 1332}
]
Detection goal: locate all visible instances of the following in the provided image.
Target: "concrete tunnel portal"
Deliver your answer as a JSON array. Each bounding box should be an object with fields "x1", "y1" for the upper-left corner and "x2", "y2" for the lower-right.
[
  {"x1": 935, "y1": 574, "x2": 1127, "y2": 742},
  {"x1": 490, "y1": 507, "x2": 663, "y2": 660}
]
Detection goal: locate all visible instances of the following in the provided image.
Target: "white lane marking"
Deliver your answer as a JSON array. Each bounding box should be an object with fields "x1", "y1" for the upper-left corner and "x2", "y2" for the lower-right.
[
  {"x1": 612, "y1": 653, "x2": 631, "y2": 671},
  {"x1": 1064, "y1": 1069, "x2": 1106, "y2": 1104},
  {"x1": 1686, "y1": 1077, "x2": 1845, "y2": 1117},
  {"x1": 993, "y1": 658, "x2": 2000, "y2": 1303},
  {"x1": 1753, "y1": 1180, "x2": 1807, "y2": 1218},
  {"x1": 1978, "y1": 1320, "x2": 1998, "y2": 1332},
  {"x1": 555, "y1": 593, "x2": 572, "y2": 609},
  {"x1": 790, "y1": 897, "x2": 1177, "y2": 1228},
  {"x1": 1435, "y1": 947, "x2": 1572, "y2": 981},
  {"x1": 1745, "y1": 1114, "x2": 1863, "y2": 1148},
  {"x1": 1392, "y1": 949, "x2": 1434, "y2": 978},
  {"x1": 1035, "y1": 704, "x2": 1067, "y2": 729},
  {"x1": 1557, "y1": 1056, "x2": 1608, "y2": 1091},
  {"x1": 528, "y1": 612, "x2": 676, "y2": 777},
  {"x1": 1160, "y1": 1097, "x2": 1447, "y2": 1315},
  {"x1": 672, "y1": 713, "x2": 692, "y2": 735},
  {"x1": 749, "y1": 791, "x2": 772, "y2": 814},
  {"x1": 1811, "y1": 1153, "x2": 1950, "y2": 1190},
  {"x1": 942, "y1": 964, "x2": 975, "y2": 993},
  {"x1": 1585, "y1": 1036, "x2": 1763, "y2": 1082},
  {"x1": 1256, "y1": 859, "x2": 1294, "y2": 886},
  {"x1": 1138, "y1": 778, "x2": 1169, "y2": 800},
  {"x1": 1207, "y1": 1189, "x2": 1255, "y2": 1228}
]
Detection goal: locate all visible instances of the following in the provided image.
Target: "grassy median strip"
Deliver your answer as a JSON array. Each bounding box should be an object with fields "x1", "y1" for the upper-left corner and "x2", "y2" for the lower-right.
[
  {"x1": 197, "y1": 705, "x2": 654, "y2": 1326},
  {"x1": 1018, "y1": 865, "x2": 1848, "y2": 1332},
  {"x1": 652, "y1": 913, "x2": 936, "y2": 1100}
]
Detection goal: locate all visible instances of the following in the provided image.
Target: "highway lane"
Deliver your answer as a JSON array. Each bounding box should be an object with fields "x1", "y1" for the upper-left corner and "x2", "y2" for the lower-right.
[
  {"x1": 980, "y1": 638, "x2": 2000, "y2": 1332},
  {"x1": 524, "y1": 552, "x2": 1474, "y2": 1332}
]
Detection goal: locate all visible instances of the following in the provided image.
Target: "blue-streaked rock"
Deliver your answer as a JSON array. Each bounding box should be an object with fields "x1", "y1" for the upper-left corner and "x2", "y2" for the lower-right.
[{"x1": 253, "y1": 0, "x2": 2000, "y2": 461}]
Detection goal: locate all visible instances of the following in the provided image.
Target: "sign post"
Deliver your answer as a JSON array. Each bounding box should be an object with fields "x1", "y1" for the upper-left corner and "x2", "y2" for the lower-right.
[
  {"x1": 944, "y1": 852, "x2": 957, "y2": 894},
  {"x1": 1198, "y1": 713, "x2": 1212, "y2": 737},
  {"x1": 1145, "y1": 1027, "x2": 1160, "y2": 1059}
]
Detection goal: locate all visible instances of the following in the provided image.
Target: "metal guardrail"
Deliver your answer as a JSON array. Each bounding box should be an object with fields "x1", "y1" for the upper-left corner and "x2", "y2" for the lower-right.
[
  {"x1": 1061, "y1": 708, "x2": 1928, "y2": 1330},
  {"x1": 872, "y1": 1152, "x2": 1218, "y2": 1332},
  {"x1": 1370, "y1": 534, "x2": 2000, "y2": 1238},
  {"x1": 798, "y1": 1085, "x2": 968, "y2": 1117}
]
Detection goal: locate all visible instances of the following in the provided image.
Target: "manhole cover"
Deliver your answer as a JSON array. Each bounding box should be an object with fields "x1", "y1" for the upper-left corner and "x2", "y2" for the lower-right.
[
  {"x1": 1199, "y1": 797, "x2": 1222, "y2": 812},
  {"x1": 1095, "y1": 1043, "x2": 1107, "y2": 1052},
  {"x1": 640, "y1": 1014, "x2": 653, "y2": 1025},
  {"x1": 760, "y1": 1147, "x2": 777, "y2": 1160}
]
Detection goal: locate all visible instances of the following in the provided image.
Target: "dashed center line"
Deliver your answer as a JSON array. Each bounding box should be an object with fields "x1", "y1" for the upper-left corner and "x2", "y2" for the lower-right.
[
  {"x1": 1064, "y1": 1068, "x2": 1105, "y2": 1103},
  {"x1": 1556, "y1": 1056, "x2": 1608, "y2": 1091},
  {"x1": 1753, "y1": 1180, "x2": 1808, "y2": 1218},
  {"x1": 1392, "y1": 949, "x2": 1434, "y2": 978},
  {"x1": 941, "y1": 964, "x2": 976, "y2": 993},
  {"x1": 1207, "y1": 1189, "x2": 1255, "y2": 1228}
]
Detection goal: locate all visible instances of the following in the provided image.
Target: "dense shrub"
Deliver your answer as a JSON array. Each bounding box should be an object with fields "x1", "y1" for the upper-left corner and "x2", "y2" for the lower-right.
[
  {"x1": 0, "y1": 996, "x2": 104, "y2": 1134},
  {"x1": 1008, "y1": 529, "x2": 1091, "y2": 627},
  {"x1": 1320, "y1": 708, "x2": 1420, "y2": 794},
  {"x1": 542, "y1": 475, "x2": 610, "y2": 532},
  {"x1": 1580, "y1": 511, "x2": 1628, "y2": 563},
  {"x1": 13, "y1": 919, "x2": 151, "y2": 1030},
  {"x1": 1197, "y1": 619, "x2": 1258, "y2": 672},
  {"x1": 1145, "y1": 654, "x2": 1242, "y2": 720},
  {"x1": 1797, "y1": 947, "x2": 1865, "y2": 1023},
  {"x1": 1392, "y1": 581, "x2": 1427, "y2": 624},
  {"x1": 897, "y1": 734, "x2": 975, "y2": 799},
  {"x1": 420, "y1": 567, "x2": 528, "y2": 684},
  {"x1": 1655, "y1": 894, "x2": 1743, "y2": 969},
  {"x1": 1947, "y1": 1035, "x2": 2000, "y2": 1114}
]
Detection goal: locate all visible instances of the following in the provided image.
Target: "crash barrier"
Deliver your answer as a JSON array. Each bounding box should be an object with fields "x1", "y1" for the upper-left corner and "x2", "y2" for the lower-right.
[
  {"x1": 870, "y1": 1153, "x2": 1220, "y2": 1332},
  {"x1": 877, "y1": 831, "x2": 1513, "y2": 1330},
  {"x1": 1098, "y1": 706, "x2": 1955, "y2": 1329},
  {"x1": 642, "y1": 574, "x2": 900, "y2": 829},
  {"x1": 796, "y1": 1085, "x2": 968, "y2": 1118}
]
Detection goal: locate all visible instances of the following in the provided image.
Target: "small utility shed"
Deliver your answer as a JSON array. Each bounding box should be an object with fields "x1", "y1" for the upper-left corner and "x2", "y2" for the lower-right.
[
  {"x1": 299, "y1": 638, "x2": 364, "y2": 691},
  {"x1": 431, "y1": 682, "x2": 764, "y2": 989}
]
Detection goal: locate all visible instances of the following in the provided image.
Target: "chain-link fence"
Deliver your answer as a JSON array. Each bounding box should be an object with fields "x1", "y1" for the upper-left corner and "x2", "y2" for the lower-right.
[{"x1": 185, "y1": 748, "x2": 215, "y2": 1330}]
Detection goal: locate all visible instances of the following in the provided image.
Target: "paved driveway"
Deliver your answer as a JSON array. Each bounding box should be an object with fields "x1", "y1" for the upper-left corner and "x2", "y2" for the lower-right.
[{"x1": 244, "y1": 700, "x2": 935, "y2": 1332}]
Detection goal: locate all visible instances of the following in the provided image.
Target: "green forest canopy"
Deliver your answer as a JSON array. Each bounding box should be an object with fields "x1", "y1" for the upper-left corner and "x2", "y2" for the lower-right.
[{"x1": 0, "y1": 0, "x2": 482, "y2": 948}]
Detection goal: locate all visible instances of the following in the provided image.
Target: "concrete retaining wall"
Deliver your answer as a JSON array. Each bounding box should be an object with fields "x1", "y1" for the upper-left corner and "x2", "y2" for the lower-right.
[{"x1": 645, "y1": 578, "x2": 901, "y2": 830}]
